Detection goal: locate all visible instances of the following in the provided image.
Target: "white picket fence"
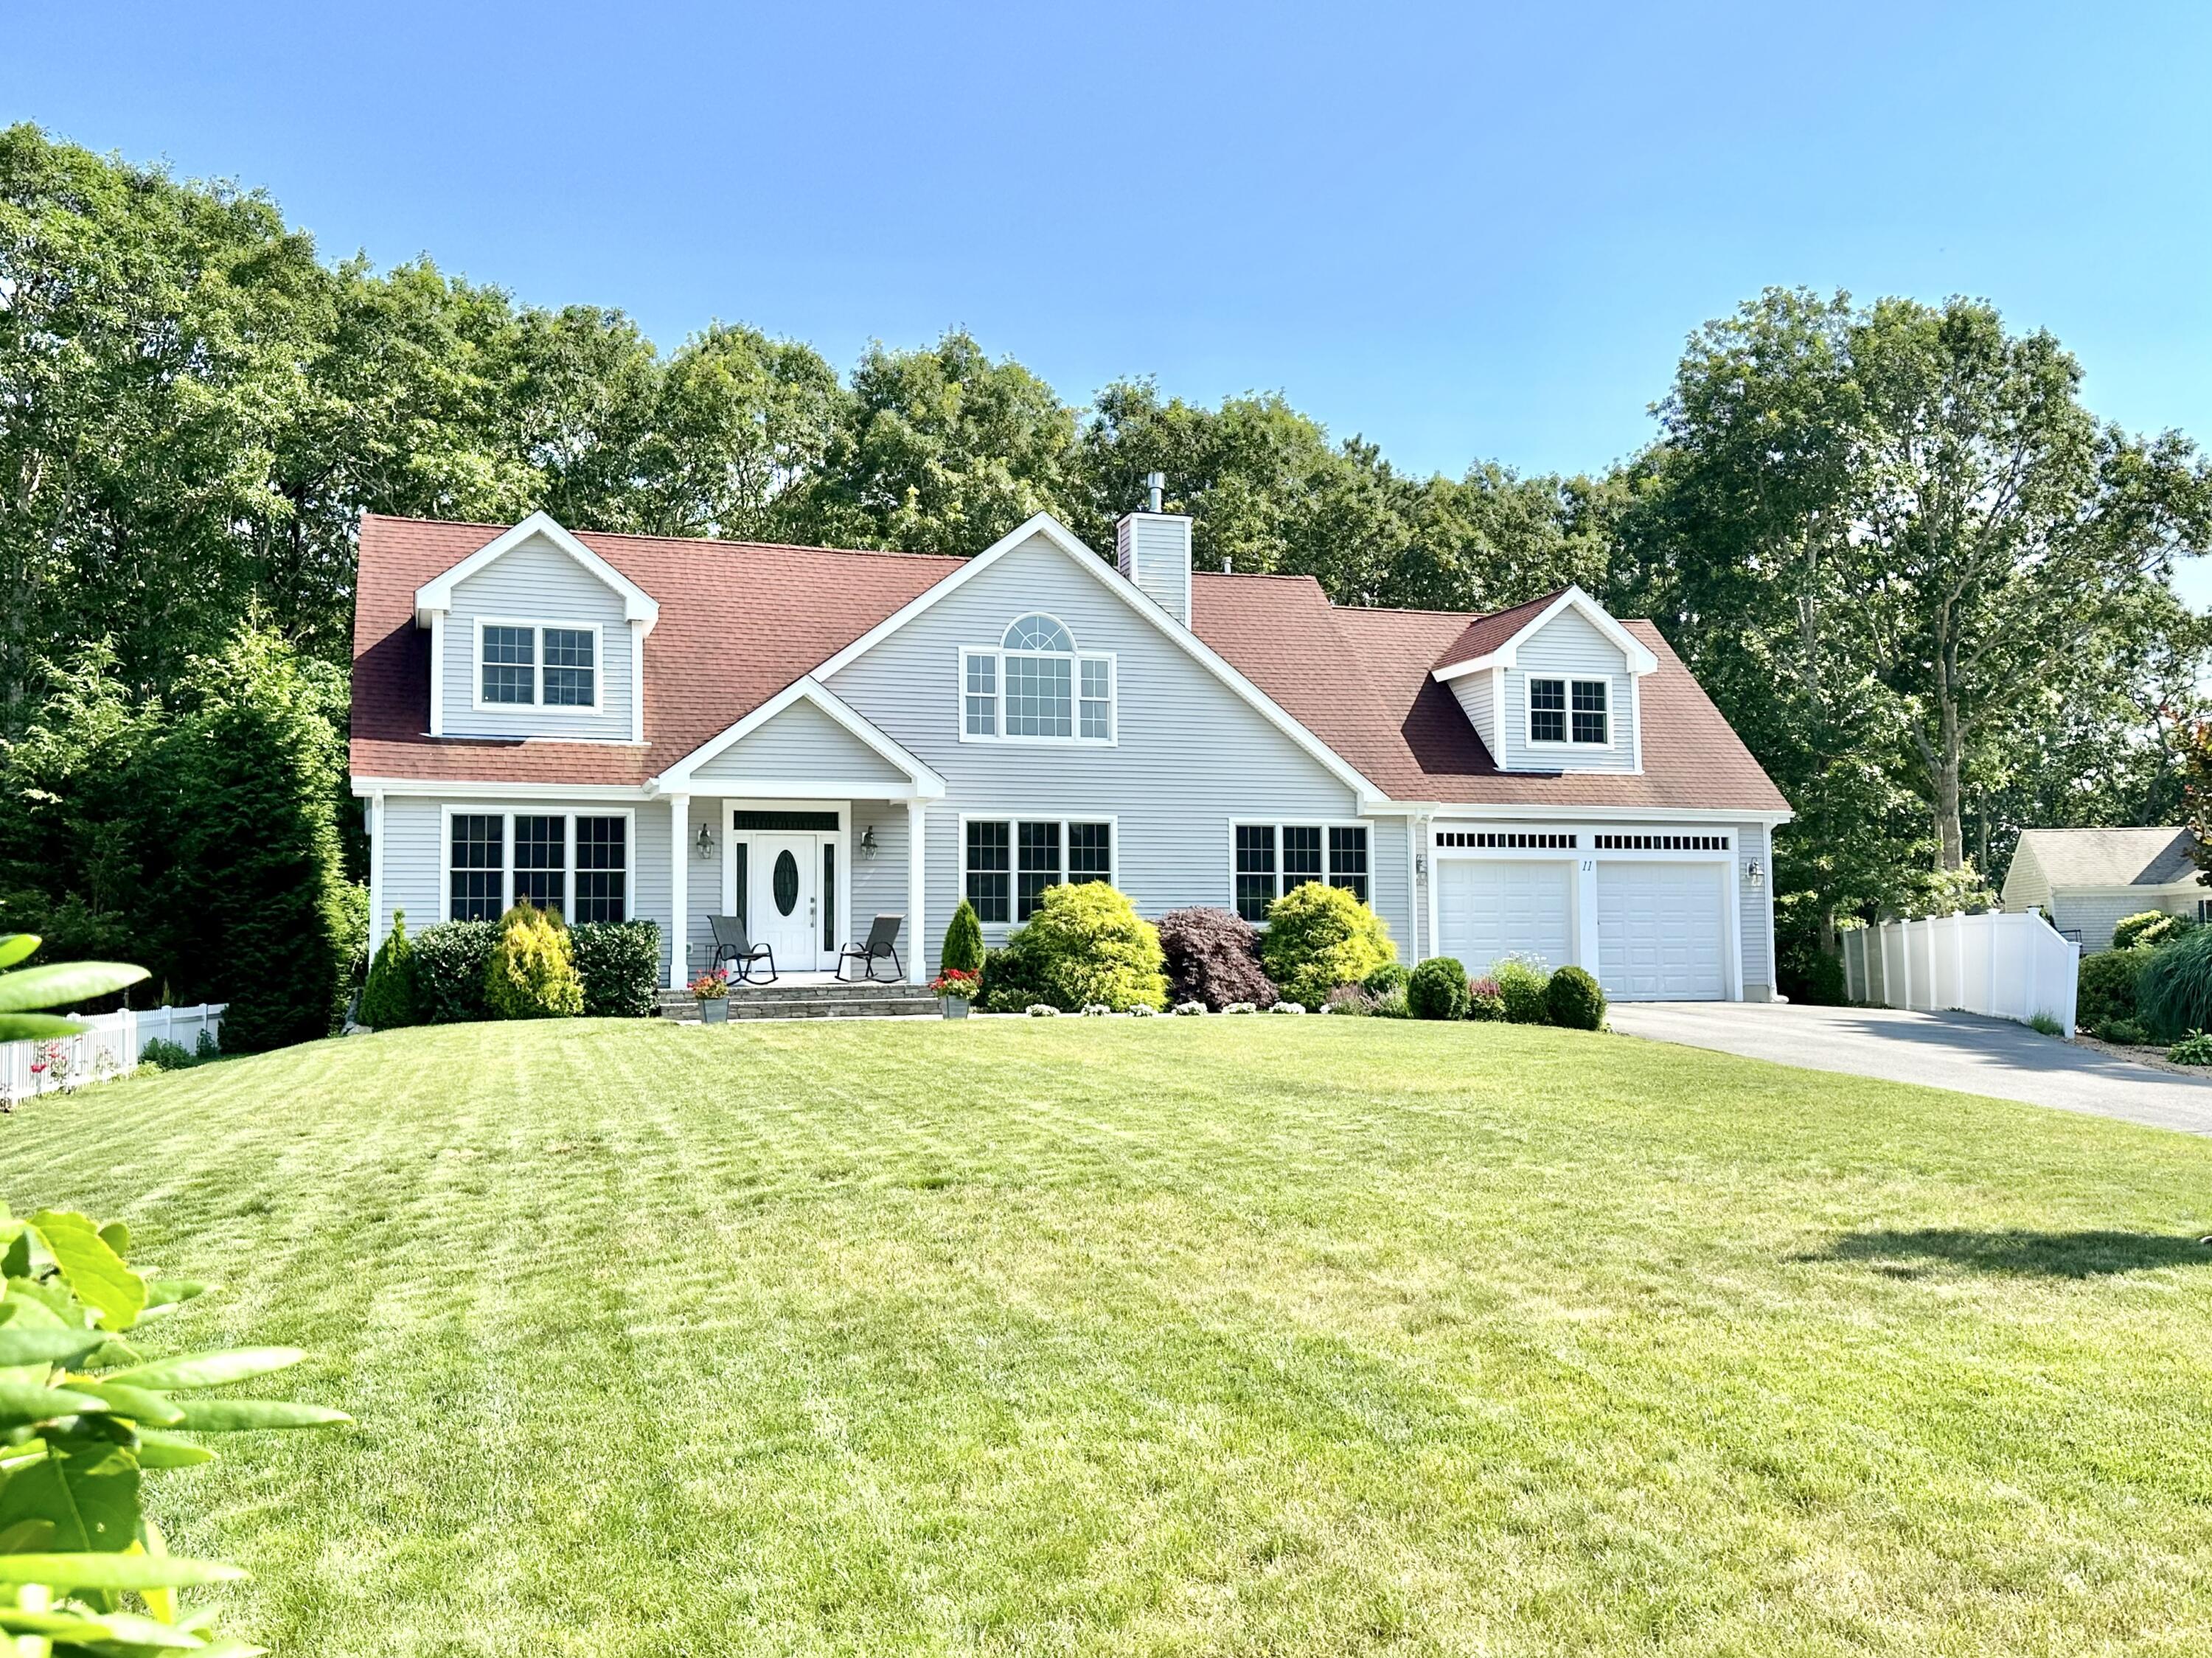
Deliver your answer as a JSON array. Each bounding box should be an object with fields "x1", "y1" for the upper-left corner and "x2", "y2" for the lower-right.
[
  {"x1": 1840, "y1": 913, "x2": 2079, "y2": 1035},
  {"x1": 0, "y1": 1003, "x2": 226, "y2": 1106}
]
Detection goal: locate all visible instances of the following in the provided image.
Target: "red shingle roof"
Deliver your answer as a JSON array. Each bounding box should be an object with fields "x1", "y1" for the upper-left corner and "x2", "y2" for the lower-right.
[
  {"x1": 351, "y1": 515, "x2": 1788, "y2": 815},
  {"x1": 349, "y1": 515, "x2": 958, "y2": 787}
]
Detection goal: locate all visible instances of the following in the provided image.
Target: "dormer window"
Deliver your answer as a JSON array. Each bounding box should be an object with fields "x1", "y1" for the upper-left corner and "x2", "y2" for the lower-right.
[
  {"x1": 961, "y1": 614, "x2": 1115, "y2": 744},
  {"x1": 476, "y1": 620, "x2": 599, "y2": 711},
  {"x1": 1529, "y1": 677, "x2": 1608, "y2": 746}
]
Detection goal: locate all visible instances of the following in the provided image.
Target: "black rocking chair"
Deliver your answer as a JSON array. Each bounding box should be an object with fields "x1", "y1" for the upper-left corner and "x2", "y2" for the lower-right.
[
  {"x1": 707, "y1": 913, "x2": 776, "y2": 984},
  {"x1": 835, "y1": 913, "x2": 904, "y2": 983}
]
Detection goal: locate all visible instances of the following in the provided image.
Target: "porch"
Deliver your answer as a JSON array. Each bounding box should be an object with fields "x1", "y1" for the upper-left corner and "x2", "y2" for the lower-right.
[{"x1": 655, "y1": 974, "x2": 938, "y2": 1022}]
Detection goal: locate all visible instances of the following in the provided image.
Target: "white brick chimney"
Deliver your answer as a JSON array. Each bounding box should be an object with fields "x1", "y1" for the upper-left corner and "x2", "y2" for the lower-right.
[{"x1": 1115, "y1": 472, "x2": 1194, "y2": 627}]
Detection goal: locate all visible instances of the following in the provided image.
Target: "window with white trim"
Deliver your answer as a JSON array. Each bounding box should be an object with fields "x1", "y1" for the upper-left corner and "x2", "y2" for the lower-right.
[
  {"x1": 477, "y1": 621, "x2": 598, "y2": 709},
  {"x1": 1528, "y1": 676, "x2": 1608, "y2": 745},
  {"x1": 446, "y1": 811, "x2": 628, "y2": 922},
  {"x1": 964, "y1": 818, "x2": 1114, "y2": 923},
  {"x1": 1234, "y1": 823, "x2": 1370, "y2": 922},
  {"x1": 959, "y1": 615, "x2": 1114, "y2": 743}
]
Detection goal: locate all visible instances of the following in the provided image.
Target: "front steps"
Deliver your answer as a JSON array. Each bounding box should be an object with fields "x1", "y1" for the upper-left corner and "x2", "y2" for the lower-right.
[{"x1": 657, "y1": 980, "x2": 939, "y2": 1023}]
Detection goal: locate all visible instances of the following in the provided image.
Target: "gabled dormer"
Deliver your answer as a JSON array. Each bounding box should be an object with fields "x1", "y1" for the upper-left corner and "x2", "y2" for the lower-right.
[
  {"x1": 413, "y1": 512, "x2": 658, "y2": 744},
  {"x1": 1429, "y1": 587, "x2": 1658, "y2": 773}
]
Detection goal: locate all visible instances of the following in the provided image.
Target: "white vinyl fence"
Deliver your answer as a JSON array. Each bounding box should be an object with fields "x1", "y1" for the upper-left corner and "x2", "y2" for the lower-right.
[
  {"x1": 0, "y1": 1003, "x2": 226, "y2": 1106},
  {"x1": 1840, "y1": 913, "x2": 2079, "y2": 1035}
]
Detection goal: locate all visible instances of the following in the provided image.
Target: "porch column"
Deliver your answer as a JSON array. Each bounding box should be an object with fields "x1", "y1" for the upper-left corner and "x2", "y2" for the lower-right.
[
  {"x1": 669, "y1": 793, "x2": 689, "y2": 991},
  {"x1": 1574, "y1": 854, "x2": 1600, "y2": 974},
  {"x1": 906, "y1": 800, "x2": 926, "y2": 983}
]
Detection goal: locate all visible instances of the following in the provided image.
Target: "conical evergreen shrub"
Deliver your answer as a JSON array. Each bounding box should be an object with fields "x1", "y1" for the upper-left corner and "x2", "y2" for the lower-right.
[
  {"x1": 359, "y1": 908, "x2": 422, "y2": 1029},
  {"x1": 942, "y1": 899, "x2": 985, "y2": 975},
  {"x1": 484, "y1": 902, "x2": 584, "y2": 1019}
]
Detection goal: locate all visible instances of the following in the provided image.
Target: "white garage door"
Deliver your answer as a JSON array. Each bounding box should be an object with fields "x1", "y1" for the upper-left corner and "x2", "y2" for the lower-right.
[
  {"x1": 1597, "y1": 862, "x2": 1728, "y2": 1000},
  {"x1": 1436, "y1": 859, "x2": 1573, "y2": 975}
]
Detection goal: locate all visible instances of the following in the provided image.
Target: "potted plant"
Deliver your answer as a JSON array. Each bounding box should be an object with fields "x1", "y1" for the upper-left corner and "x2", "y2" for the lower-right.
[
  {"x1": 931, "y1": 967, "x2": 980, "y2": 1019},
  {"x1": 690, "y1": 968, "x2": 731, "y2": 1024}
]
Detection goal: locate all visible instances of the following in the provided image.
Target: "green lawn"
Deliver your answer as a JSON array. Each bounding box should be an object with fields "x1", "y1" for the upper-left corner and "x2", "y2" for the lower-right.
[{"x1": 10, "y1": 1017, "x2": 2212, "y2": 1656}]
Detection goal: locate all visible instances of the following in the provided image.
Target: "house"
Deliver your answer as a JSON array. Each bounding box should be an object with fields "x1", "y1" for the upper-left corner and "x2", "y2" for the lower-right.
[
  {"x1": 349, "y1": 498, "x2": 1792, "y2": 1000},
  {"x1": 2000, "y1": 827, "x2": 2208, "y2": 950}
]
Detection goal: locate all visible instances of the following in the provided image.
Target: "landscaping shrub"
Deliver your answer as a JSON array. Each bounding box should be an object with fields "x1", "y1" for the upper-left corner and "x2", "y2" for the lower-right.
[
  {"x1": 1494, "y1": 955, "x2": 1552, "y2": 1024},
  {"x1": 2076, "y1": 946, "x2": 2147, "y2": 1031},
  {"x1": 485, "y1": 902, "x2": 584, "y2": 1019},
  {"x1": 942, "y1": 899, "x2": 985, "y2": 975},
  {"x1": 1362, "y1": 961, "x2": 1411, "y2": 998},
  {"x1": 360, "y1": 908, "x2": 422, "y2": 1030},
  {"x1": 1370, "y1": 988, "x2": 1411, "y2": 1018},
  {"x1": 1545, "y1": 964, "x2": 1606, "y2": 1031},
  {"x1": 1324, "y1": 985, "x2": 1373, "y2": 1015},
  {"x1": 976, "y1": 944, "x2": 1037, "y2": 1014},
  {"x1": 412, "y1": 919, "x2": 498, "y2": 1023},
  {"x1": 571, "y1": 919, "x2": 663, "y2": 1017},
  {"x1": 139, "y1": 1035, "x2": 196, "y2": 1070},
  {"x1": 983, "y1": 884, "x2": 1169, "y2": 1012},
  {"x1": 1778, "y1": 937, "x2": 1848, "y2": 1006},
  {"x1": 1259, "y1": 882, "x2": 1395, "y2": 1009},
  {"x1": 2112, "y1": 910, "x2": 2184, "y2": 952},
  {"x1": 2169, "y1": 1031, "x2": 2212, "y2": 1066},
  {"x1": 1158, "y1": 905, "x2": 1276, "y2": 1011},
  {"x1": 1467, "y1": 975, "x2": 1506, "y2": 1022},
  {"x1": 1407, "y1": 955, "x2": 1471, "y2": 1020},
  {"x1": 2095, "y1": 1017, "x2": 2148, "y2": 1046},
  {"x1": 2138, "y1": 926, "x2": 2212, "y2": 1042}
]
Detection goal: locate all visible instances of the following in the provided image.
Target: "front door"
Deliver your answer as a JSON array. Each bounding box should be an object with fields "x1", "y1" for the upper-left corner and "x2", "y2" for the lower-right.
[{"x1": 751, "y1": 833, "x2": 818, "y2": 972}]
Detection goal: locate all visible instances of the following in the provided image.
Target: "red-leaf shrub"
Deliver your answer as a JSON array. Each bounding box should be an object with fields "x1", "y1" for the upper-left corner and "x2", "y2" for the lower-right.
[{"x1": 1158, "y1": 906, "x2": 1276, "y2": 1011}]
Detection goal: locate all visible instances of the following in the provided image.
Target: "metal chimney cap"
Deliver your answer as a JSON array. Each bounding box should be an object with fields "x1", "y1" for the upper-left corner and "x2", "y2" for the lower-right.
[{"x1": 1144, "y1": 472, "x2": 1165, "y2": 513}]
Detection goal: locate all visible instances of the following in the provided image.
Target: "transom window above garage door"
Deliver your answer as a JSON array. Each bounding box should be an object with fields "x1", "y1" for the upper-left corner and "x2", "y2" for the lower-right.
[
  {"x1": 1593, "y1": 832, "x2": 1730, "y2": 851},
  {"x1": 1436, "y1": 831, "x2": 1578, "y2": 849}
]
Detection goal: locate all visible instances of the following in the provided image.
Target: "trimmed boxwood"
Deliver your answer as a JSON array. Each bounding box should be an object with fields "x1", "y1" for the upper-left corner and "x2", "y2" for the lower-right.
[
  {"x1": 1158, "y1": 906, "x2": 1276, "y2": 1011},
  {"x1": 1495, "y1": 958, "x2": 1551, "y2": 1025},
  {"x1": 1545, "y1": 964, "x2": 1606, "y2": 1031},
  {"x1": 571, "y1": 920, "x2": 663, "y2": 1017},
  {"x1": 1407, "y1": 956, "x2": 1471, "y2": 1020},
  {"x1": 1362, "y1": 962, "x2": 1411, "y2": 998},
  {"x1": 2076, "y1": 947, "x2": 2147, "y2": 1031},
  {"x1": 412, "y1": 919, "x2": 498, "y2": 1024}
]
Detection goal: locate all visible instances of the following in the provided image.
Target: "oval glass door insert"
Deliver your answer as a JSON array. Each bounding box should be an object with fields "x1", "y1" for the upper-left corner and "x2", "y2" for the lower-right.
[{"x1": 772, "y1": 850, "x2": 799, "y2": 916}]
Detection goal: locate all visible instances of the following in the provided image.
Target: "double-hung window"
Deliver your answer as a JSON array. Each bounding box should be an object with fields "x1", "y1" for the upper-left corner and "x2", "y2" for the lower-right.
[
  {"x1": 1234, "y1": 822, "x2": 1371, "y2": 922},
  {"x1": 476, "y1": 621, "x2": 598, "y2": 710},
  {"x1": 1528, "y1": 676, "x2": 1609, "y2": 746},
  {"x1": 446, "y1": 809, "x2": 628, "y2": 922},
  {"x1": 960, "y1": 615, "x2": 1114, "y2": 744},
  {"x1": 964, "y1": 818, "x2": 1115, "y2": 923}
]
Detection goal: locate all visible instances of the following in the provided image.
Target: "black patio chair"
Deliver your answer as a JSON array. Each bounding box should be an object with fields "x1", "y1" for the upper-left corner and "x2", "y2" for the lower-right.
[
  {"x1": 835, "y1": 913, "x2": 904, "y2": 983},
  {"x1": 707, "y1": 913, "x2": 776, "y2": 985}
]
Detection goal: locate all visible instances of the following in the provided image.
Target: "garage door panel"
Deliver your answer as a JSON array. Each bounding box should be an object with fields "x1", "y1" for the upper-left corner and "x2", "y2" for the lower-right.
[
  {"x1": 1437, "y1": 860, "x2": 1573, "y2": 974},
  {"x1": 1597, "y1": 862, "x2": 1725, "y2": 1000}
]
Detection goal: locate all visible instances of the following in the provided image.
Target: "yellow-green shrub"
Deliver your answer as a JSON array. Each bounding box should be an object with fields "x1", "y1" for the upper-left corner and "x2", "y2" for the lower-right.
[
  {"x1": 984, "y1": 884, "x2": 1167, "y2": 1012},
  {"x1": 484, "y1": 902, "x2": 583, "y2": 1019},
  {"x1": 1261, "y1": 882, "x2": 1395, "y2": 1008}
]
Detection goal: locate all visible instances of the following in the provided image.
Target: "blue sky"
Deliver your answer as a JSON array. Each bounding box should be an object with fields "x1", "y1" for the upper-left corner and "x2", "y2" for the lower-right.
[{"x1": 11, "y1": 1, "x2": 2211, "y2": 602}]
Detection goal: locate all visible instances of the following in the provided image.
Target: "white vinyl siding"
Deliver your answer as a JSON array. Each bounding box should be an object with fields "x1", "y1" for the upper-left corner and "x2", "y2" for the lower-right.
[
  {"x1": 442, "y1": 533, "x2": 632, "y2": 740},
  {"x1": 1498, "y1": 607, "x2": 1637, "y2": 773},
  {"x1": 689, "y1": 697, "x2": 913, "y2": 793},
  {"x1": 826, "y1": 529, "x2": 1367, "y2": 968}
]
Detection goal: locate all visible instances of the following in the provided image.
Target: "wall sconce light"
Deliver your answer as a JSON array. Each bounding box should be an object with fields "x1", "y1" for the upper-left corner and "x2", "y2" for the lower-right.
[
  {"x1": 859, "y1": 826, "x2": 879, "y2": 859},
  {"x1": 695, "y1": 824, "x2": 714, "y2": 860},
  {"x1": 1746, "y1": 859, "x2": 1764, "y2": 887},
  {"x1": 1414, "y1": 851, "x2": 1427, "y2": 878}
]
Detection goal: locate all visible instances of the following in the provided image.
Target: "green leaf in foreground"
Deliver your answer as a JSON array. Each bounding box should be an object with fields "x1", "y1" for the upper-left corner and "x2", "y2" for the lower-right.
[
  {"x1": 168, "y1": 1398, "x2": 350, "y2": 1432},
  {"x1": 72, "y1": 1380, "x2": 187, "y2": 1426},
  {"x1": 0, "y1": 961, "x2": 148, "y2": 1013},
  {"x1": 110, "y1": 1347, "x2": 304, "y2": 1391},
  {"x1": 0, "y1": 1011, "x2": 91, "y2": 1041},
  {"x1": 0, "y1": 1605, "x2": 212, "y2": 1648},
  {"x1": 27, "y1": 1211, "x2": 147, "y2": 1331},
  {"x1": 0, "y1": 1326, "x2": 108, "y2": 1368},
  {"x1": 0, "y1": 1553, "x2": 246, "y2": 1589},
  {"x1": 0, "y1": 934, "x2": 37, "y2": 971},
  {"x1": 133, "y1": 1432, "x2": 216, "y2": 1469},
  {"x1": 0, "y1": 1382, "x2": 113, "y2": 1427}
]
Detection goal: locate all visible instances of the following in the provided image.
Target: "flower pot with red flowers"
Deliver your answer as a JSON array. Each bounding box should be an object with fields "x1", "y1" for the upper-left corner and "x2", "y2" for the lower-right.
[
  {"x1": 930, "y1": 968, "x2": 979, "y2": 1018},
  {"x1": 691, "y1": 969, "x2": 731, "y2": 1024}
]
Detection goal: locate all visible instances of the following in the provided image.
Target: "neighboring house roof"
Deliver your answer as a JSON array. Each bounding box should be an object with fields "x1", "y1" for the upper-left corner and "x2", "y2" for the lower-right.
[
  {"x1": 2012, "y1": 827, "x2": 2204, "y2": 891},
  {"x1": 352, "y1": 513, "x2": 1792, "y2": 815}
]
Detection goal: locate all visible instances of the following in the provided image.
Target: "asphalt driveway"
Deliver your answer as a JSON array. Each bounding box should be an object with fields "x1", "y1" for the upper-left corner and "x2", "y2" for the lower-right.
[{"x1": 1607, "y1": 1000, "x2": 2212, "y2": 1135}]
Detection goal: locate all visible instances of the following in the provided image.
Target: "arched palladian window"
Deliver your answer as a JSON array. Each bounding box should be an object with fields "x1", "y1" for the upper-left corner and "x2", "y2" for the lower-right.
[{"x1": 961, "y1": 613, "x2": 1115, "y2": 743}]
